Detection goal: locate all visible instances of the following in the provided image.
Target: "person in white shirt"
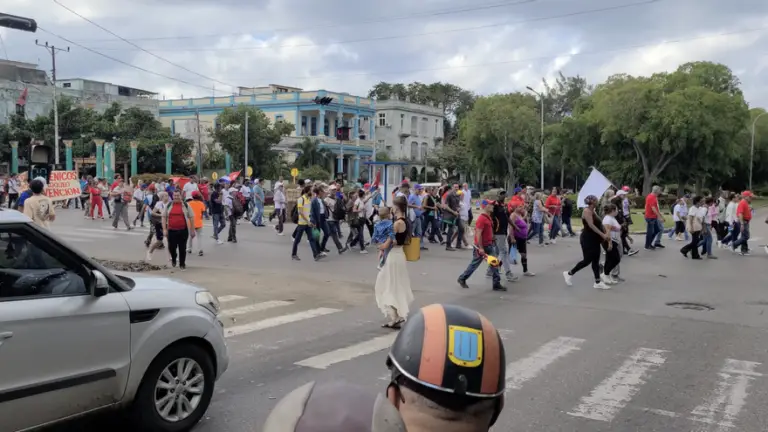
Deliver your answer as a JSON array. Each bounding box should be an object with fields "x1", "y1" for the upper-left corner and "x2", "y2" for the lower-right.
[
  {"x1": 681, "y1": 195, "x2": 705, "y2": 259},
  {"x1": 719, "y1": 193, "x2": 740, "y2": 248},
  {"x1": 182, "y1": 176, "x2": 200, "y2": 200},
  {"x1": 132, "y1": 185, "x2": 147, "y2": 226},
  {"x1": 601, "y1": 203, "x2": 622, "y2": 285},
  {"x1": 7, "y1": 173, "x2": 20, "y2": 209},
  {"x1": 273, "y1": 182, "x2": 287, "y2": 235},
  {"x1": 669, "y1": 197, "x2": 689, "y2": 241},
  {"x1": 462, "y1": 183, "x2": 472, "y2": 224}
]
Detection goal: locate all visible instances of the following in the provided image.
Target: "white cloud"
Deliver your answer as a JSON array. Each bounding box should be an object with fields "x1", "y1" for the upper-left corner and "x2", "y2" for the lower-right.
[{"x1": 2, "y1": 0, "x2": 768, "y2": 106}]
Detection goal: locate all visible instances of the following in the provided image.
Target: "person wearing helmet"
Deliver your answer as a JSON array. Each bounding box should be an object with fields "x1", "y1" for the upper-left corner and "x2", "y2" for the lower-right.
[
  {"x1": 457, "y1": 199, "x2": 506, "y2": 291},
  {"x1": 385, "y1": 303, "x2": 506, "y2": 431}
]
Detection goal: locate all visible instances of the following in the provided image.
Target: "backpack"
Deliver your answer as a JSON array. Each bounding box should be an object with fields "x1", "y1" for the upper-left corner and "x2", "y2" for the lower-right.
[
  {"x1": 231, "y1": 192, "x2": 244, "y2": 217},
  {"x1": 291, "y1": 199, "x2": 300, "y2": 223},
  {"x1": 333, "y1": 198, "x2": 346, "y2": 221}
]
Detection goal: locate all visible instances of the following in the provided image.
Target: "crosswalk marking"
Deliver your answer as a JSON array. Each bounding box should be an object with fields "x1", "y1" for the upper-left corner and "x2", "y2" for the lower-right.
[
  {"x1": 221, "y1": 300, "x2": 293, "y2": 318},
  {"x1": 690, "y1": 359, "x2": 762, "y2": 429},
  {"x1": 568, "y1": 347, "x2": 667, "y2": 422},
  {"x1": 54, "y1": 231, "x2": 114, "y2": 239},
  {"x1": 506, "y1": 336, "x2": 585, "y2": 390},
  {"x1": 225, "y1": 308, "x2": 341, "y2": 337},
  {"x1": 80, "y1": 228, "x2": 145, "y2": 236},
  {"x1": 295, "y1": 333, "x2": 398, "y2": 370},
  {"x1": 218, "y1": 295, "x2": 248, "y2": 303}
]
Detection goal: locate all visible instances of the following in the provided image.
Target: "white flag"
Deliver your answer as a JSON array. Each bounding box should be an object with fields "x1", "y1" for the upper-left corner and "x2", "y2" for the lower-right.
[{"x1": 577, "y1": 168, "x2": 613, "y2": 208}]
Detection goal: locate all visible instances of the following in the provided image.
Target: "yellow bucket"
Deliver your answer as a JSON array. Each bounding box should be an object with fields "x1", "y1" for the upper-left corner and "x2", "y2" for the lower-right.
[{"x1": 403, "y1": 237, "x2": 421, "y2": 261}]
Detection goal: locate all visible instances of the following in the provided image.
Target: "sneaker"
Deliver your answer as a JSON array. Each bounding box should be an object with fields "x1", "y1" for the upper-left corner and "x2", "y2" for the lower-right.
[
  {"x1": 628, "y1": 249, "x2": 639, "y2": 256},
  {"x1": 360, "y1": 250, "x2": 369, "y2": 254},
  {"x1": 338, "y1": 246, "x2": 348, "y2": 254},
  {"x1": 198, "y1": 251, "x2": 204, "y2": 257},
  {"x1": 654, "y1": 244, "x2": 665, "y2": 249},
  {"x1": 458, "y1": 278, "x2": 469, "y2": 289},
  {"x1": 145, "y1": 252, "x2": 152, "y2": 262},
  {"x1": 319, "y1": 252, "x2": 328, "y2": 257},
  {"x1": 739, "y1": 251, "x2": 750, "y2": 256},
  {"x1": 292, "y1": 255, "x2": 301, "y2": 261},
  {"x1": 505, "y1": 271, "x2": 519, "y2": 282},
  {"x1": 601, "y1": 274, "x2": 615, "y2": 285},
  {"x1": 550, "y1": 239, "x2": 556, "y2": 245},
  {"x1": 524, "y1": 271, "x2": 535, "y2": 277},
  {"x1": 216, "y1": 239, "x2": 224, "y2": 245},
  {"x1": 593, "y1": 281, "x2": 611, "y2": 290},
  {"x1": 563, "y1": 271, "x2": 573, "y2": 286},
  {"x1": 492, "y1": 284, "x2": 508, "y2": 292},
  {"x1": 716, "y1": 241, "x2": 722, "y2": 248}
]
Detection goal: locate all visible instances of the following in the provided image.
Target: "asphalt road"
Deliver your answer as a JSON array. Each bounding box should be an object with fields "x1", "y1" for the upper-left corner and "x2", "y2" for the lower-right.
[{"x1": 45, "y1": 207, "x2": 768, "y2": 431}]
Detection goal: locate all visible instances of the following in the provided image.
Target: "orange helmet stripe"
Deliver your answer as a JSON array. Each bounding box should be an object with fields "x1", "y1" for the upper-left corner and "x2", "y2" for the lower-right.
[
  {"x1": 417, "y1": 304, "x2": 448, "y2": 386},
  {"x1": 479, "y1": 314, "x2": 501, "y2": 394}
]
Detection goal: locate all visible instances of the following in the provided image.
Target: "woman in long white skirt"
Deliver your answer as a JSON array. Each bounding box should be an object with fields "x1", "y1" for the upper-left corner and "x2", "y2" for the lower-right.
[{"x1": 375, "y1": 195, "x2": 414, "y2": 329}]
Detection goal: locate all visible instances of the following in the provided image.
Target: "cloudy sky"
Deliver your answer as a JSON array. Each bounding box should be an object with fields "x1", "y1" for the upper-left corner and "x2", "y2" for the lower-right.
[{"x1": 2, "y1": 0, "x2": 768, "y2": 106}]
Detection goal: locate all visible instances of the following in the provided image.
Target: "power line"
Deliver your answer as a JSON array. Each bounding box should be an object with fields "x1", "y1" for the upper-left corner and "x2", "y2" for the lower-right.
[
  {"x1": 216, "y1": 26, "x2": 768, "y2": 84},
  {"x1": 74, "y1": 0, "x2": 537, "y2": 43},
  {"x1": 37, "y1": 26, "x2": 225, "y2": 93},
  {"x1": 52, "y1": 0, "x2": 238, "y2": 90},
  {"x1": 81, "y1": 0, "x2": 662, "y2": 52}
]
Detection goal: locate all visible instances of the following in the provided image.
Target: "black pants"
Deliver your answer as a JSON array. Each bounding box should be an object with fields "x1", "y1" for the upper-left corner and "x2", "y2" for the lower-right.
[
  {"x1": 167, "y1": 228, "x2": 189, "y2": 267},
  {"x1": 681, "y1": 231, "x2": 702, "y2": 258},
  {"x1": 275, "y1": 208, "x2": 286, "y2": 234},
  {"x1": 604, "y1": 241, "x2": 621, "y2": 275},
  {"x1": 569, "y1": 236, "x2": 602, "y2": 282},
  {"x1": 228, "y1": 215, "x2": 237, "y2": 241},
  {"x1": 323, "y1": 220, "x2": 344, "y2": 251}
]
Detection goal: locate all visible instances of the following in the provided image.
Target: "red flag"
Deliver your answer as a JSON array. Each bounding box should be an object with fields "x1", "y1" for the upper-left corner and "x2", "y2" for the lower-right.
[
  {"x1": 227, "y1": 170, "x2": 241, "y2": 181},
  {"x1": 372, "y1": 168, "x2": 381, "y2": 187},
  {"x1": 16, "y1": 87, "x2": 28, "y2": 106}
]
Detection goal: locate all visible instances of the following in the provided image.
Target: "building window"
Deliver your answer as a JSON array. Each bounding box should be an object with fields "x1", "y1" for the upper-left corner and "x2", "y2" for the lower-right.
[
  {"x1": 310, "y1": 117, "x2": 317, "y2": 136},
  {"x1": 421, "y1": 143, "x2": 428, "y2": 161},
  {"x1": 419, "y1": 117, "x2": 428, "y2": 136},
  {"x1": 276, "y1": 87, "x2": 288, "y2": 93},
  {"x1": 301, "y1": 116, "x2": 308, "y2": 136},
  {"x1": 410, "y1": 116, "x2": 417, "y2": 135},
  {"x1": 435, "y1": 119, "x2": 440, "y2": 136},
  {"x1": 62, "y1": 82, "x2": 71, "y2": 88},
  {"x1": 399, "y1": 137, "x2": 405, "y2": 145},
  {"x1": 400, "y1": 114, "x2": 405, "y2": 129},
  {"x1": 378, "y1": 113, "x2": 386, "y2": 127},
  {"x1": 377, "y1": 139, "x2": 385, "y2": 150},
  {"x1": 410, "y1": 142, "x2": 419, "y2": 160},
  {"x1": 275, "y1": 114, "x2": 284, "y2": 123}
]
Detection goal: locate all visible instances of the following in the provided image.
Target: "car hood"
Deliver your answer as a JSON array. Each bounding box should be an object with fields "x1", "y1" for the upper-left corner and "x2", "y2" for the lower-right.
[{"x1": 112, "y1": 270, "x2": 204, "y2": 294}]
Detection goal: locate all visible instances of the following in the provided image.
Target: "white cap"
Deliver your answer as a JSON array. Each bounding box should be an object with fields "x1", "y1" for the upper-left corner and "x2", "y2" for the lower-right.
[
  {"x1": 616, "y1": 190, "x2": 628, "y2": 197},
  {"x1": 33, "y1": 176, "x2": 47, "y2": 186}
]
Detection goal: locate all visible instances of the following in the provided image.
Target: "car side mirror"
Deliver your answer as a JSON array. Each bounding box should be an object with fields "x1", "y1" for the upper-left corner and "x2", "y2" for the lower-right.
[{"x1": 91, "y1": 270, "x2": 110, "y2": 297}]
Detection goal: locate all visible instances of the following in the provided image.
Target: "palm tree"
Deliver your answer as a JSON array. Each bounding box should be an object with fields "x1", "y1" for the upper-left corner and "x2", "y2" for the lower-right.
[{"x1": 292, "y1": 137, "x2": 333, "y2": 168}]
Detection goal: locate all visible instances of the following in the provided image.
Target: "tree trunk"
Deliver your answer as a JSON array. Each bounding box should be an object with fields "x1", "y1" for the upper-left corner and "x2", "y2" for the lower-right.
[{"x1": 695, "y1": 178, "x2": 704, "y2": 196}]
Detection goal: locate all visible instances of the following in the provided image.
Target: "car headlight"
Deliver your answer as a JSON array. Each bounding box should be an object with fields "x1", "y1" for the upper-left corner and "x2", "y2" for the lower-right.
[{"x1": 196, "y1": 291, "x2": 221, "y2": 316}]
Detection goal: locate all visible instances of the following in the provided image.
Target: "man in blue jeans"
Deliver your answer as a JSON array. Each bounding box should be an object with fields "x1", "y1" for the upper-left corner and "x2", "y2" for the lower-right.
[
  {"x1": 644, "y1": 185, "x2": 666, "y2": 250},
  {"x1": 251, "y1": 178, "x2": 266, "y2": 227}
]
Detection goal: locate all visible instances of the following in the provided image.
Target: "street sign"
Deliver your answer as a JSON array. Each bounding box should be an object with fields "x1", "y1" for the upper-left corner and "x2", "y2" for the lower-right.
[
  {"x1": 290, "y1": 168, "x2": 299, "y2": 177},
  {"x1": 0, "y1": 13, "x2": 37, "y2": 33},
  {"x1": 211, "y1": 171, "x2": 218, "y2": 180},
  {"x1": 247, "y1": 166, "x2": 253, "y2": 177}
]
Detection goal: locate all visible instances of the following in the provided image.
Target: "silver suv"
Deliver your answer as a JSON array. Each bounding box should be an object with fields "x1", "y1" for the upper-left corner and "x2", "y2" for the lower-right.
[{"x1": 0, "y1": 209, "x2": 229, "y2": 431}]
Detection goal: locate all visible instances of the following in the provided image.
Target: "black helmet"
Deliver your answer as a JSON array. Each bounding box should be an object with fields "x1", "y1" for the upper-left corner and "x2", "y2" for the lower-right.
[{"x1": 386, "y1": 304, "x2": 506, "y2": 424}]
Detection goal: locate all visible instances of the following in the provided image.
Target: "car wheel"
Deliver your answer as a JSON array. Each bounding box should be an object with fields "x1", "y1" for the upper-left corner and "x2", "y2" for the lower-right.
[{"x1": 130, "y1": 342, "x2": 215, "y2": 432}]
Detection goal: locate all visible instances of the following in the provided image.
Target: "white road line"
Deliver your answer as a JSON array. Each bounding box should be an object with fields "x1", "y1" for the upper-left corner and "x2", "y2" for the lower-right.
[
  {"x1": 295, "y1": 333, "x2": 398, "y2": 369},
  {"x1": 218, "y1": 295, "x2": 248, "y2": 303},
  {"x1": 506, "y1": 336, "x2": 585, "y2": 390},
  {"x1": 689, "y1": 359, "x2": 762, "y2": 430},
  {"x1": 225, "y1": 308, "x2": 340, "y2": 337},
  {"x1": 55, "y1": 236, "x2": 92, "y2": 243},
  {"x1": 52, "y1": 231, "x2": 115, "y2": 239},
  {"x1": 221, "y1": 300, "x2": 293, "y2": 318},
  {"x1": 80, "y1": 228, "x2": 145, "y2": 236},
  {"x1": 568, "y1": 347, "x2": 667, "y2": 422}
]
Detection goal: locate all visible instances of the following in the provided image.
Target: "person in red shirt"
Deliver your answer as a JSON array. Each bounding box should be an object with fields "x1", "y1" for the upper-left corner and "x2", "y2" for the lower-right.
[
  {"x1": 545, "y1": 187, "x2": 562, "y2": 243},
  {"x1": 457, "y1": 199, "x2": 506, "y2": 292},
  {"x1": 507, "y1": 187, "x2": 525, "y2": 213},
  {"x1": 731, "y1": 191, "x2": 753, "y2": 255},
  {"x1": 199, "y1": 179, "x2": 210, "y2": 220},
  {"x1": 644, "y1": 185, "x2": 665, "y2": 250}
]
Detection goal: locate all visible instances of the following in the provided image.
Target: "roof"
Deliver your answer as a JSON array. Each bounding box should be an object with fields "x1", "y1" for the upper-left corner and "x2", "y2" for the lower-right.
[
  {"x1": 0, "y1": 208, "x2": 32, "y2": 223},
  {"x1": 57, "y1": 77, "x2": 157, "y2": 95}
]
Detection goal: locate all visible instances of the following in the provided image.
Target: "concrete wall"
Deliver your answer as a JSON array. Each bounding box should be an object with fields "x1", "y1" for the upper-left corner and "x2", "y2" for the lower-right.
[
  {"x1": 0, "y1": 80, "x2": 160, "y2": 125},
  {"x1": 373, "y1": 100, "x2": 444, "y2": 162}
]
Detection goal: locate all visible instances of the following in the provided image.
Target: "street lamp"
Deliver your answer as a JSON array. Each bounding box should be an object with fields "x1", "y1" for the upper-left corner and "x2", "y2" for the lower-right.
[
  {"x1": 526, "y1": 86, "x2": 545, "y2": 190},
  {"x1": 750, "y1": 111, "x2": 768, "y2": 191},
  {"x1": 0, "y1": 13, "x2": 37, "y2": 32}
]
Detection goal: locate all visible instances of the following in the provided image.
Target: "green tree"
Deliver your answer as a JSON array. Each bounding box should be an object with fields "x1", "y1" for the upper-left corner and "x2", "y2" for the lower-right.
[
  {"x1": 292, "y1": 137, "x2": 333, "y2": 168},
  {"x1": 460, "y1": 93, "x2": 538, "y2": 190},
  {"x1": 210, "y1": 105, "x2": 294, "y2": 178},
  {"x1": 302, "y1": 165, "x2": 331, "y2": 182}
]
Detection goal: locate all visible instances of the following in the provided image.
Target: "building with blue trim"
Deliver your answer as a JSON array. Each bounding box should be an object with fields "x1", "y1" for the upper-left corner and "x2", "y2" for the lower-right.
[{"x1": 159, "y1": 84, "x2": 376, "y2": 180}]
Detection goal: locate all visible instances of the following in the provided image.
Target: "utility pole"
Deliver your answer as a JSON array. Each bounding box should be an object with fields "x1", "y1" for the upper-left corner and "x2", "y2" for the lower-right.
[
  {"x1": 36, "y1": 40, "x2": 69, "y2": 166},
  {"x1": 195, "y1": 107, "x2": 203, "y2": 177},
  {"x1": 244, "y1": 111, "x2": 249, "y2": 181}
]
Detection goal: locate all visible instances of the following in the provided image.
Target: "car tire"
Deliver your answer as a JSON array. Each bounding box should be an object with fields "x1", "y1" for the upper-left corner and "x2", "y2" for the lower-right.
[{"x1": 130, "y1": 342, "x2": 215, "y2": 432}]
